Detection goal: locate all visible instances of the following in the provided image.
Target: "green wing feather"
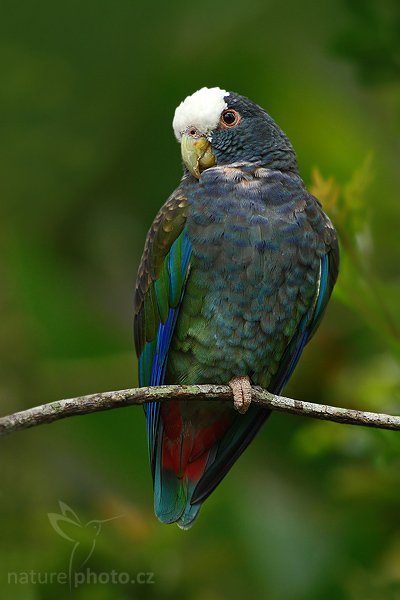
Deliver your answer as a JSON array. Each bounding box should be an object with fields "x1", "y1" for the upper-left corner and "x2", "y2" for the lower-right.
[
  {"x1": 134, "y1": 188, "x2": 191, "y2": 471},
  {"x1": 134, "y1": 190, "x2": 189, "y2": 357}
]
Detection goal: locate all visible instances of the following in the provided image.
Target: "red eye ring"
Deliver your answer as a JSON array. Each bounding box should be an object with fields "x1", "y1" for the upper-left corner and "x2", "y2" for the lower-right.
[{"x1": 220, "y1": 108, "x2": 241, "y2": 128}]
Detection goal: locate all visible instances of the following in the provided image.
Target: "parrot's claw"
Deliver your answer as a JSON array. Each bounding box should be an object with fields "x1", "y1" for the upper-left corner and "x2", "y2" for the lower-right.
[{"x1": 229, "y1": 376, "x2": 252, "y2": 414}]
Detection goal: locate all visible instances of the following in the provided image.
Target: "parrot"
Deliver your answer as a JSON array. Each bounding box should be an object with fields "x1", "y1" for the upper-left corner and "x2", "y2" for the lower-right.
[{"x1": 134, "y1": 87, "x2": 339, "y2": 529}]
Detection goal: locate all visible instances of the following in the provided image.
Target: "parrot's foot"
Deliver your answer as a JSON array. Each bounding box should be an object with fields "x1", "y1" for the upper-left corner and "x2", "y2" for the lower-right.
[{"x1": 229, "y1": 376, "x2": 252, "y2": 414}]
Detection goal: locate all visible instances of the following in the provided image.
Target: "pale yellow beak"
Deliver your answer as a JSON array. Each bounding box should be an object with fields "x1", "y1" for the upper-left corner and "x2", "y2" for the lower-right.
[{"x1": 181, "y1": 134, "x2": 216, "y2": 179}]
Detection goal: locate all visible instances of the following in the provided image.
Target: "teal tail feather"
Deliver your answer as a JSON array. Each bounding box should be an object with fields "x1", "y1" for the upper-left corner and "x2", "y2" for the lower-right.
[{"x1": 151, "y1": 406, "x2": 272, "y2": 529}]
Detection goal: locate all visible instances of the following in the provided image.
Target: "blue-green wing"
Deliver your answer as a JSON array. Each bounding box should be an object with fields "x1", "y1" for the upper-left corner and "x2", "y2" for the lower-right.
[
  {"x1": 272, "y1": 238, "x2": 339, "y2": 391},
  {"x1": 134, "y1": 190, "x2": 192, "y2": 473}
]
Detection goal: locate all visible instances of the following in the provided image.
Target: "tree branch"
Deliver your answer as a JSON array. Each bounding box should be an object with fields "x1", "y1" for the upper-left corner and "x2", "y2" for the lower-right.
[{"x1": 0, "y1": 385, "x2": 399, "y2": 438}]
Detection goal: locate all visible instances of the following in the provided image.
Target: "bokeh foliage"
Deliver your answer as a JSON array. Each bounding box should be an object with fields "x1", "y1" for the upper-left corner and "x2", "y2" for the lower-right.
[{"x1": 1, "y1": 0, "x2": 400, "y2": 598}]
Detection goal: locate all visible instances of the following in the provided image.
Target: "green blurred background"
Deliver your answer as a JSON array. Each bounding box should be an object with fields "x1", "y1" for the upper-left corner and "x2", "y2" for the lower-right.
[{"x1": 1, "y1": 0, "x2": 400, "y2": 598}]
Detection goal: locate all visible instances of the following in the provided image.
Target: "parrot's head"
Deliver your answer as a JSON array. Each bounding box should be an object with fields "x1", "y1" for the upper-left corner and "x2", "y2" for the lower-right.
[{"x1": 173, "y1": 87, "x2": 297, "y2": 178}]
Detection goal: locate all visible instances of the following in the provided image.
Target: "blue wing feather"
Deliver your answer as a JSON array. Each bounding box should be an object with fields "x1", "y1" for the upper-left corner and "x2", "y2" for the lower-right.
[
  {"x1": 313, "y1": 253, "x2": 329, "y2": 323},
  {"x1": 272, "y1": 252, "x2": 331, "y2": 390},
  {"x1": 139, "y1": 229, "x2": 192, "y2": 472}
]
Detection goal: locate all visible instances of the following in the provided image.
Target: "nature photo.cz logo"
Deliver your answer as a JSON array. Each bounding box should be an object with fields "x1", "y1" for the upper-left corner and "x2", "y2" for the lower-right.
[{"x1": 7, "y1": 501, "x2": 155, "y2": 589}]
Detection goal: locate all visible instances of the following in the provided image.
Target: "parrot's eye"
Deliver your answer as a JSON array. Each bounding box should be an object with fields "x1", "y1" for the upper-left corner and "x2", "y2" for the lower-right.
[{"x1": 220, "y1": 109, "x2": 241, "y2": 128}]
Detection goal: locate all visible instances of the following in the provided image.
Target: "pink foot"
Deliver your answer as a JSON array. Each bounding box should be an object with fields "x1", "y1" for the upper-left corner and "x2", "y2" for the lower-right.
[{"x1": 229, "y1": 376, "x2": 252, "y2": 414}]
